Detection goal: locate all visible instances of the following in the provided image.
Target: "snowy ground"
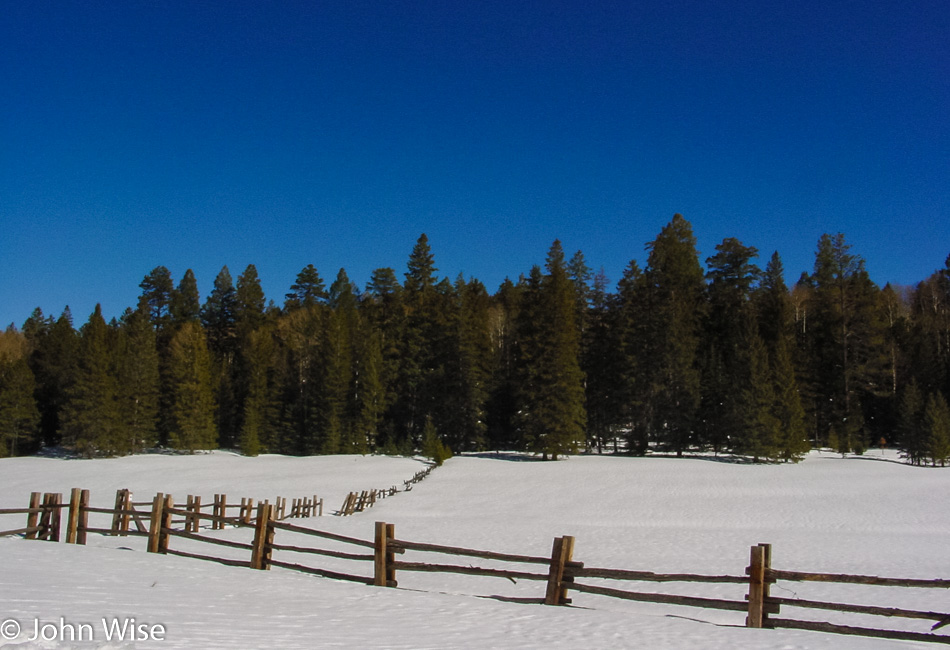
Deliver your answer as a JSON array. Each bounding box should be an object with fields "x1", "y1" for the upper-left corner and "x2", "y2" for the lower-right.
[{"x1": 1, "y1": 449, "x2": 949, "y2": 648}]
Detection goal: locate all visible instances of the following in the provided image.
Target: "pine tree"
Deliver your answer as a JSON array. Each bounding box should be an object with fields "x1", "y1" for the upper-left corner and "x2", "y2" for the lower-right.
[
  {"x1": 517, "y1": 242, "x2": 586, "y2": 459},
  {"x1": 485, "y1": 278, "x2": 523, "y2": 451},
  {"x1": 168, "y1": 321, "x2": 217, "y2": 452},
  {"x1": 276, "y1": 305, "x2": 327, "y2": 454},
  {"x1": 0, "y1": 330, "x2": 40, "y2": 456},
  {"x1": 24, "y1": 308, "x2": 78, "y2": 447},
  {"x1": 138, "y1": 266, "x2": 175, "y2": 333},
  {"x1": 924, "y1": 392, "x2": 950, "y2": 467},
  {"x1": 925, "y1": 391, "x2": 950, "y2": 466},
  {"x1": 61, "y1": 305, "x2": 122, "y2": 456},
  {"x1": 640, "y1": 215, "x2": 705, "y2": 455},
  {"x1": 240, "y1": 327, "x2": 279, "y2": 456},
  {"x1": 353, "y1": 324, "x2": 384, "y2": 453},
  {"x1": 115, "y1": 308, "x2": 160, "y2": 452},
  {"x1": 583, "y1": 269, "x2": 625, "y2": 453},
  {"x1": 170, "y1": 269, "x2": 201, "y2": 326},
  {"x1": 805, "y1": 233, "x2": 885, "y2": 451},
  {"x1": 284, "y1": 264, "x2": 327, "y2": 311},
  {"x1": 202, "y1": 266, "x2": 238, "y2": 447},
  {"x1": 772, "y1": 338, "x2": 810, "y2": 461},
  {"x1": 734, "y1": 312, "x2": 780, "y2": 462},
  {"x1": 898, "y1": 379, "x2": 925, "y2": 465}
]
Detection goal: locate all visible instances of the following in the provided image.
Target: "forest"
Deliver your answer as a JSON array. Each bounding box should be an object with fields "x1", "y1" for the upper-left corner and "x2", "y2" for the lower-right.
[{"x1": 1, "y1": 215, "x2": 949, "y2": 465}]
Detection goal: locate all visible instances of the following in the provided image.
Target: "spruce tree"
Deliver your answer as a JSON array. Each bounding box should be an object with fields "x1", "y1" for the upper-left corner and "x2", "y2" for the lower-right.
[
  {"x1": 924, "y1": 392, "x2": 950, "y2": 467},
  {"x1": 898, "y1": 379, "x2": 925, "y2": 465},
  {"x1": 517, "y1": 242, "x2": 586, "y2": 459},
  {"x1": 0, "y1": 331, "x2": 40, "y2": 456},
  {"x1": 61, "y1": 305, "x2": 122, "y2": 456},
  {"x1": 284, "y1": 264, "x2": 327, "y2": 311},
  {"x1": 168, "y1": 321, "x2": 217, "y2": 452},
  {"x1": 138, "y1": 266, "x2": 175, "y2": 333},
  {"x1": 115, "y1": 308, "x2": 160, "y2": 452},
  {"x1": 24, "y1": 308, "x2": 77, "y2": 446},
  {"x1": 640, "y1": 215, "x2": 705, "y2": 455},
  {"x1": 170, "y1": 269, "x2": 201, "y2": 326},
  {"x1": 202, "y1": 266, "x2": 238, "y2": 447}
]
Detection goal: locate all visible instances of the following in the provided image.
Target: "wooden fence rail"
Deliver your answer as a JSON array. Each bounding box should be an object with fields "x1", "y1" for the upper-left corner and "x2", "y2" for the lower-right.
[{"x1": 3, "y1": 490, "x2": 949, "y2": 645}]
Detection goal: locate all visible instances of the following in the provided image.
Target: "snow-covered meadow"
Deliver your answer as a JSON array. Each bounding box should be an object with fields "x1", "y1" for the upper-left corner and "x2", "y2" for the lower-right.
[{"x1": 1, "y1": 449, "x2": 949, "y2": 648}]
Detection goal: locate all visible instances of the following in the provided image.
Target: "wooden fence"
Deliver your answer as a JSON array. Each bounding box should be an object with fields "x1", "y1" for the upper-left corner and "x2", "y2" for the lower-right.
[{"x1": 2, "y1": 492, "x2": 949, "y2": 645}]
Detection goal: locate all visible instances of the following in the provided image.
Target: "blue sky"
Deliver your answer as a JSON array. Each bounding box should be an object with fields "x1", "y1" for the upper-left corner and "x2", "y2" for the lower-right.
[{"x1": 2, "y1": 1, "x2": 948, "y2": 328}]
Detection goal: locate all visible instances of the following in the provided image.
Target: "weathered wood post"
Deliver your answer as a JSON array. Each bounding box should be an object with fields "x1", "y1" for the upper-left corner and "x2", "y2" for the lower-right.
[
  {"x1": 25, "y1": 492, "x2": 41, "y2": 540},
  {"x1": 111, "y1": 489, "x2": 131, "y2": 536},
  {"x1": 147, "y1": 492, "x2": 168, "y2": 553},
  {"x1": 186, "y1": 495, "x2": 202, "y2": 532},
  {"x1": 250, "y1": 502, "x2": 275, "y2": 570},
  {"x1": 212, "y1": 494, "x2": 225, "y2": 530},
  {"x1": 158, "y1": 494, "x2": 174, "y2": 553},
  {"x1": 374, "y1": 522, "x2": 397, "y2": 587},
  {"x1": 77, "y1": 489, "x2": 90, "y2": 544},
  {"x1": 374, "y1": 521, "x2": 388, "y2": 586},
  {"x1": 66, "y1": 488, "x2": 82, "y2": 544},
  {"x1": 545, "y1": 535, "x2": 575, "y2": 605},
  {"x1": 47, "y1": 493, "x2": 63, "y2": 542},
  {"x1": 746, "y1": 543, "x2": 767, "y2": 627}
]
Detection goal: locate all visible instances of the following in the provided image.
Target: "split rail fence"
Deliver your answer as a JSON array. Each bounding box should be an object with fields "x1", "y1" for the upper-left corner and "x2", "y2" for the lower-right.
[{"x1": 2, "y1": 491, "x2": 949, "y2": 645}]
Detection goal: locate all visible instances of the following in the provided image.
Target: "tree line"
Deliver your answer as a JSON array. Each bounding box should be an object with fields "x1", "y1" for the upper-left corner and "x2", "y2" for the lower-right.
[{"x1": 1, "y1": 215, "x2": 949, "y2": 464}]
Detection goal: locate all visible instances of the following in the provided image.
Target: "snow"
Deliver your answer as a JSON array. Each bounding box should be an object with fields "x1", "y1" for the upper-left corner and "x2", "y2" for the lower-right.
[{"x1": 1, "y1": 449, "x2": 948, "y2": 648}]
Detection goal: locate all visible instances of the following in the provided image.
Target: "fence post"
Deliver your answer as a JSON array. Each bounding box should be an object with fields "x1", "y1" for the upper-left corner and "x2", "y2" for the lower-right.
[
  {"x1": 158, "y1": 495, "x2": 173, "y2": 553},
  {"x1": 147, "y1": 492, "x2": 165, "y2": 553},
  {"x1": 374, "y1": 522, "x2": 389, "y2": 586},
  {"x1": 746, "y1": 544, "x2": 766, "y2": 628},
  {"x1": 25, "y1": 492, "x2": 41, "y2": 540},
  {"x1": 66, "y1": 488, "x2": 82, "y2": 544},
  {"x1": 47, "y1": 493, "x2": 62, "y2": 542},
  {"x1": 111, "y1": 489, "x2": 131, "y2": 536},
  {"x1": 545, "y1": 535, "x2": 574, "y2": 605},
  {"x1": 250, "y1": 502, "x2": 275, "y2": 570},
  {"x1": 77, "y1": 489, "x2": 89, "y2": 545}
]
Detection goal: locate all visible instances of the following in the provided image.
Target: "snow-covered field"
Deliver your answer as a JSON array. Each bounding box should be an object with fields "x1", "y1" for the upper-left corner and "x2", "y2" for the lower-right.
[{"x1": 1, "y1": 449, "x2": 949, "y2": 648}]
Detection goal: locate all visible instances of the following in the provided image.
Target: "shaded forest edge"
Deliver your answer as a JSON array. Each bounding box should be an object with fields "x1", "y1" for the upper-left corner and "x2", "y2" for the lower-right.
[{"x1": 1, "y1": 215, "x2": 949, "y2": 465}]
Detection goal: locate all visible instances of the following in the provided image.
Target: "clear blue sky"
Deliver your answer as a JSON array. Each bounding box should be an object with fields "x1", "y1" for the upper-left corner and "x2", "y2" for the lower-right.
[{"x1": 2, "y1": 1, "x2": 948, "y2": 328}]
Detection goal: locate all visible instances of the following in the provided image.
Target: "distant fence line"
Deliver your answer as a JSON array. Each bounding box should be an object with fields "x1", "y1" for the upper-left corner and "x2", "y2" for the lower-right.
[{"x1": 2, "y1": 487, "x2": 949, "y2": 645}]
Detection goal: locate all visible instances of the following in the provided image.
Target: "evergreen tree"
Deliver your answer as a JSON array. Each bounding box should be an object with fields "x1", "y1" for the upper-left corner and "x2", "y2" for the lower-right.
[
  {"x1": 517, "y1": 242, "x2": 586, "y2": 459},
  {"x1": 115, "y1": 308, "x2": 160, "y2": 452},
  {"x1": 61, "y1": 305, "x2": 122, "y2": 456},
  {"x1": 583, "y1": 269, "x2": 625, "y2": 453},
  {"x1": 202, "y1": 266, "x2": 238, "y2": 447},
  {"x1": 804, "y1": 233, "x2": 885, "y2": 452},
  {"x1": 168, "y1": 321, "x2": 217, "y2": 452},
  {"x1": 640, "y1": 215, "x2": 705, "y2": 455},
  {"x1": 235, "y1": 264, "x2": 266, "y2": 336},
  {"x1": 733, "y1": 312, "x2": 781, "y2": 461},
  {"x1": 353, "y1": 324, "x2": 384, "y2": 453},
  {"x1": 284, "y1": 264, "x2": 327, "y2": 311},
  {"x1": 24, "y1": 308, "x2": 77, "y2": 446},
  {"x1": 772, "y1": 336, "x2": 810, "y2": 461},
  {"x1": 240, "y1": 327, "x2": 279, "y2": 456},
  {"x1": 924, "y1": 392, "x2": 950, "y2": 467},
  {"x1": 394, "y1": 234, "x2": 441, "y2": 448},
  {"x1": 616, "y1": 260, "x2": 651, "y2": 454},
  {"x1": 138, "y1": 266, "x2": 175, "y2": 332},
  {"x1": 485, "y1": 278, "x2": 523, "y2": 451},
  {"x1": 700, "y1": 238, "x2": 760, "y2": 453},
  {"x1": 275, "y1": 305, "x2": 327, "y2": 454},
  {"x1": 0, "y1": 330, "x2": 40, "y2": 456},
  {"x1": 898, "y1": 379, "x2": 926, "y2": 465},
  {"x1": 170, "y1": 269, "x2": 201, "y2": 326}
]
